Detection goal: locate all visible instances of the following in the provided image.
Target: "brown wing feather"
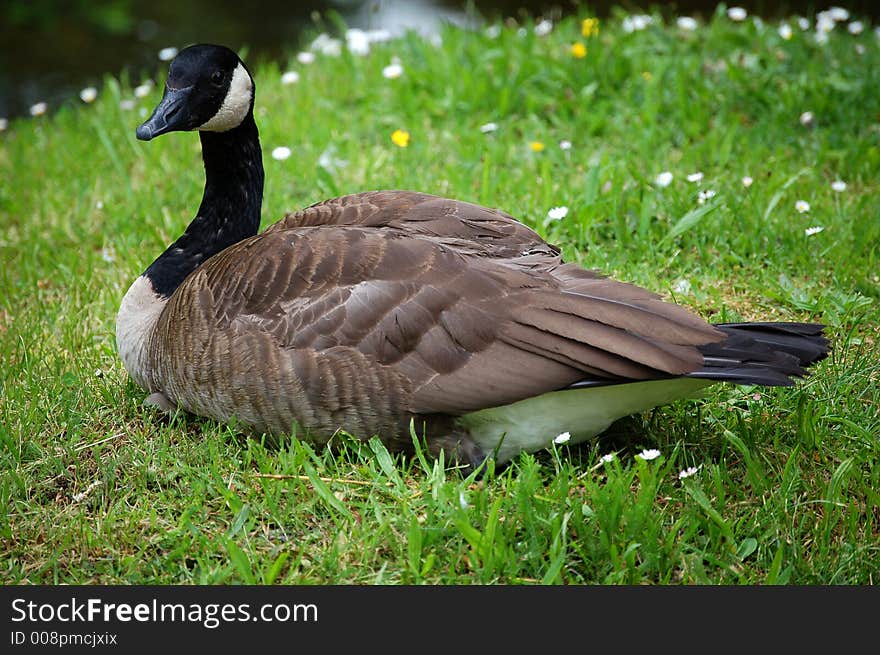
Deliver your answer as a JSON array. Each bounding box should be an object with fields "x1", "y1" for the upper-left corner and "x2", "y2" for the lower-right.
[
  {"x1": 267, "y1": 190, "x2": 560, "y2": 263},
  {"x1": 151, "y1": 220, "x2": 723, "y2": 444}
]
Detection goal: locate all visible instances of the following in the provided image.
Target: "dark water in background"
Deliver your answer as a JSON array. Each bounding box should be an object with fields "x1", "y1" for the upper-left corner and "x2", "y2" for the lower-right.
[{"x1": 1, "y1": 0, "x2": 878, "y2": 120}]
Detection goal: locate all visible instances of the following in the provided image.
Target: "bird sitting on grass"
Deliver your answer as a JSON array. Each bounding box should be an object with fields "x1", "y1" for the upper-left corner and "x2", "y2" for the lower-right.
[{"x1": 117, "y1": 44, "x2": 828, "y2": 470}]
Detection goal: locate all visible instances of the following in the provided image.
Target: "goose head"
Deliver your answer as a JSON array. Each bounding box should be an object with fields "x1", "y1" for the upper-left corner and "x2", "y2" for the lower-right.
[{"x1": 136, "y1": 44, "x2": 255, "y2": 141}]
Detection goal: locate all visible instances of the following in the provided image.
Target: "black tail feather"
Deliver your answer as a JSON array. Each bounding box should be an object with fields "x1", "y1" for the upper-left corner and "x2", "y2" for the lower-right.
[
  {"x1": 688, "y1": 322, "x2": 829, "y2": 386},
  {"x1": 565, "y1": 322, "x2": 829, "y2": 390}
]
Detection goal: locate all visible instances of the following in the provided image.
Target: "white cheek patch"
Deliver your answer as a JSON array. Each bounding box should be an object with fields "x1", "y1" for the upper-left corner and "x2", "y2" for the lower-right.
[{"x1": 198, "y1": 63, "x2": 253, "y2": 132}]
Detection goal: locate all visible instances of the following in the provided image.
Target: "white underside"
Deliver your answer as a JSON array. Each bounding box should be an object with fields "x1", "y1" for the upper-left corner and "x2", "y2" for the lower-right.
[
  {"x1": 116, "y1": 275, "x2": 166, "y2": 390},
  {"x1": 458, "y1": 378, "x2": 713, "y2": 464}
]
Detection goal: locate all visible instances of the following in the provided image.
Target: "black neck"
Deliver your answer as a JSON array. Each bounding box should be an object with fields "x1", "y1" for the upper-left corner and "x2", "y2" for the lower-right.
[{"x1": 144, "y1": 113, "x2": 264, "y2": 297}]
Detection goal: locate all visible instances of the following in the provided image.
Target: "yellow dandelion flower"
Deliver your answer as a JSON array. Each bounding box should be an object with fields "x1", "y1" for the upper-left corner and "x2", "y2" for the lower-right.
[
  {"x1": 581, "y1": 18, "x2": 600, "y2": 38},
  {"x1": 570, "y1": 42, "x2": 587, "y2": 58},
  {"x1": 391, "y1": 129, "x2": 410, "y2": 148},
  {"x1": 529, "y1": 141, "x2": 545, "y2": 152}
]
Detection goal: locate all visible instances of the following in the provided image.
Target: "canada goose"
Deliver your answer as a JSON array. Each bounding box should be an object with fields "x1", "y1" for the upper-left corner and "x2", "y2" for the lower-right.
[{"x1": 117, "y1": 44, "x2": 828, "y2": 469}]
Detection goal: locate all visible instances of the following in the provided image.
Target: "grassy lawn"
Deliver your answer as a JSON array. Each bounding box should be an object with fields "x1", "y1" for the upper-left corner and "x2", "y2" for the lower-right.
[{"x1": 1, "y1": 7, "x2": 878, "y2": 584}]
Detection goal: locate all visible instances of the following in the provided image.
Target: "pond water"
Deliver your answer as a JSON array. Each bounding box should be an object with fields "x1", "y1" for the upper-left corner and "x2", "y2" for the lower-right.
[{"x1": 1, "y1": 0, "x2": 876, "y2": 120}]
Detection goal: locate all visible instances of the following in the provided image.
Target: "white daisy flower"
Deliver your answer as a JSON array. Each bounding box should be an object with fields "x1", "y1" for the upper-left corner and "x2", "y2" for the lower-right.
[
  {"x1": 80, "y1": 87, "x2": 98, "y2": 103},
  {"x1": 345, "y1": 29, "x2": 371, "y2": 56},
  {"x1": 827, "y1": 7, "x2": 850, "y2": 22},
  {"x1": 119, "y1": 99, "x2": 135, "y2": 111},
  {"x1": 804, "y1": 226, "x2": 824, "y2": 236},
  {"x1": 534, "y1": 19, "x2": 553, "y2": 36},
  {"x1": 271, "y1": 146, "x2": 292, "y2": 161},
  {"x1": 322, "y1": 39, "x2": 343, "y2": 57},
  {"x1": 485, "y1": 24, "x2": 502, "y2": 39},
  {"x1": 558, "y1": 139, "x2": 572, "y2": 150},
  {"x1": 553, "y1": 431, "x2": 571, "y2": 444},
  {"x1": 600, "y1": 453, "x2": 616, "y2": 463},
  {"x1": 673, "y1": 279, "x2": 692, "y2": 294},
  {"x1": 677, "y1": 17, "x2": 698, "y2": 31},
  {"x1": 797, "y1": 17, "x2": 810, "y2": 31},
  {"x1": 281, "y1": 71, "x2": 300, "y2": 85},
  {"x1": 848, "y1": 21, "x2": 864, "y2": 35},
  {"x1": 686, "y1": 172, "x2": 704, "y2": 183},
  {"x1": 856, "y1": 43, "x2": 866, "y2": 55},
  {"x1": 310, "y1": 34, "x2": 342, "y2": 57},
  {"x1": 382, "y1": 63, "x2": 404, "y2": 79},
  {"x1": 727, "y1": 7, "x2": 748, "y2": 22},
  {"x1": 623, "y1": 15, "x2": 653, "y2": 33},
  {"x1": 101, "y1": 246, "x2": 115, "y2": 262},
  {"x1": 831, "y1": 180, "x2": 847, "y2": 192},
  {"x1": 654, "y1": 171, "x2": 673, "y2": 187},
  {"x1": 778, "y1": 23, "x2": 793, "y2": 40},
  {"x1": 479, "y1": 122, "x2": 498, "y2": 133},
  {"x1": 296, "y1": 51, "x2": 316, "y2": 65},
  {"x1": 678, "y1": 466, "x2": 700, "y2": 479},
  {"x1": 633, "y1": 15, "x2": 653, "y2": 30},
  {"x1": 547, "y1": 206, "x2": 569, "y2": 220},
  {"x1": 795, "y1": 200, "x2": 810, "y2": 213},
  {"x1": 816, "y1": 14, "x2": 836, "y2": 35},
  {"x1": 742, "y1": 175, "x2": 754, "y2": 188},
  {"x1": 158, "y1": 47, "x2": 178, "y2": 61},
  {"x1": 29, "y1": 102, "x2": 47, "y2": 117},
  {"x1": 697, "y1": 189, "x2": 717, "y2": 204},
  {"x1": 134, "y1": 82, "x2": 153, "y2": 98},
  {"x1": 637, "y1": 448, "x2": 662, "y2": 461},
  {"x1": 799, "y1": 111, "x2": 814, "y2": 127}
]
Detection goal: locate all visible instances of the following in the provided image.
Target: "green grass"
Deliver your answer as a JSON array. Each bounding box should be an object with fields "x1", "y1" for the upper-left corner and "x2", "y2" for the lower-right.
[{"x1": 1, "y1": 7, "x2": 879, "y2": 584}]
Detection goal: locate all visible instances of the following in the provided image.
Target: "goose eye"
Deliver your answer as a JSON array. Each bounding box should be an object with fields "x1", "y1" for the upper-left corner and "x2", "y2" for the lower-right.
[{"x1": 210, "y1": 70, "x2": 224, "y2": 85}]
